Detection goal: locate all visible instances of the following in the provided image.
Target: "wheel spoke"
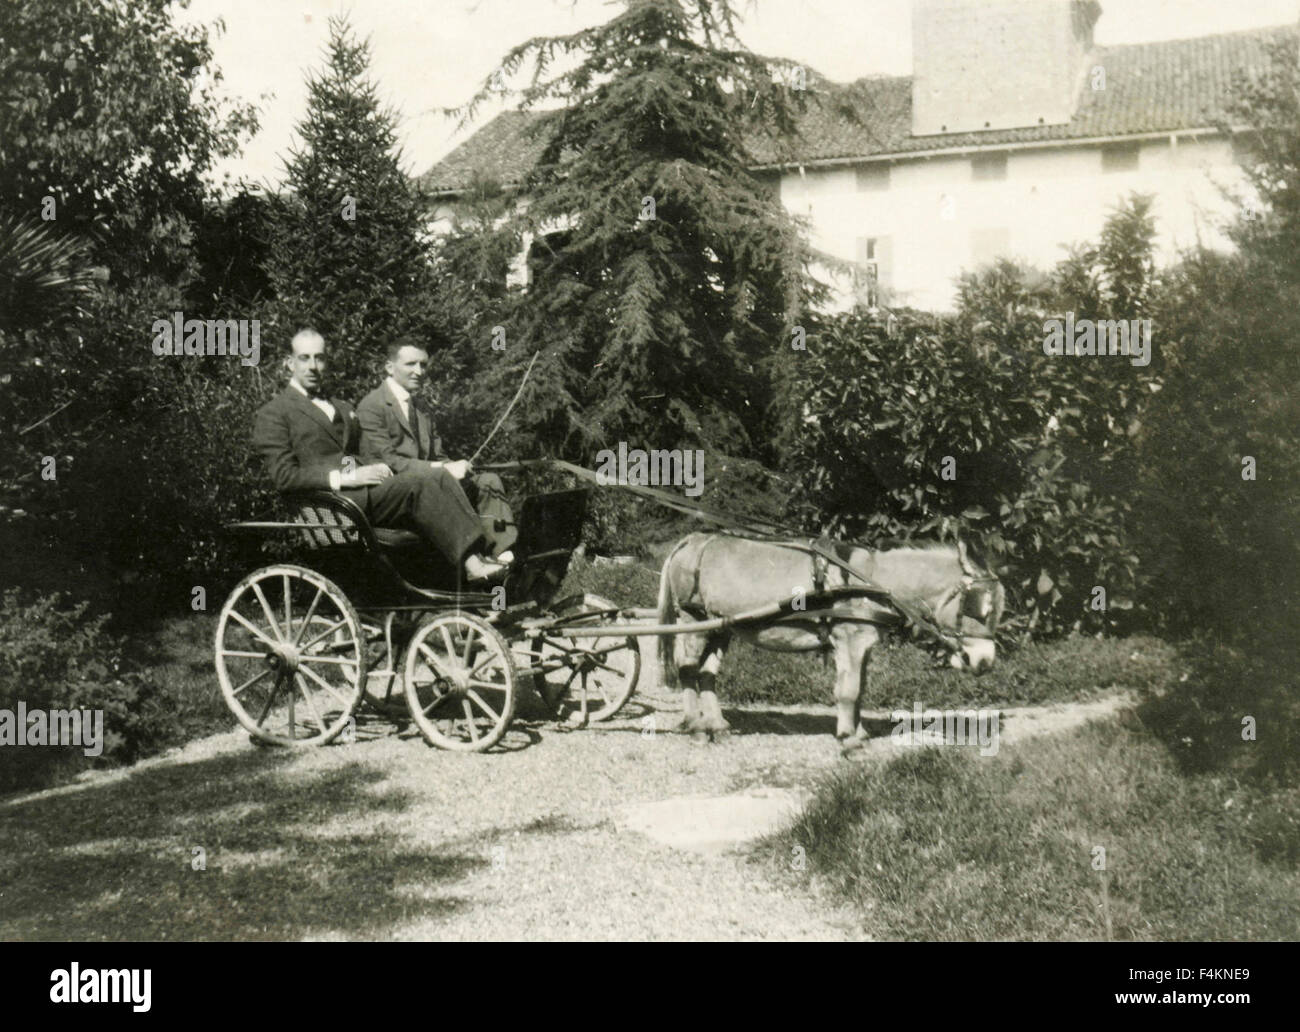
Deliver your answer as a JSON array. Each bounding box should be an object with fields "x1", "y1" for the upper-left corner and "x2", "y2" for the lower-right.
[
  {"x1": 421, "y1": 690, "x2": 456, "y2": 717},
  {"x1": 438, "y1": 624, "x2": 457, "y2": 660},
  {"x1": 298, "y1": 617, "x2": 350, "y2": 652},
  {"x1": 251, "y1": 582, "x2": 284, "y2": 642},
  {"x1": 294, "y1": 673, "x2": 328, "y2": 733},
  {"x1": 463, "y1": 700, "x2": 480, "y2": 741},
  {"x1": 466, "y1": 689, "x2": 500, "y2": 722},
  {"x1": 468, "y1": 651, "x2": 503, "y2": 680},
  {"x1": 298, "y1": 662, "x2": 354, "y2": 709},
  {"x1": 283, "y1": 574, "x2": 293, "y2": 639},
  {"x1": 461, "y1": 623, "x2": 477, "y2": 667},
  {"x1": 255, "y1": 673, "x2": 285, "y2": 727},
  {"x1": 228, "y1": 610, "x2": 279, "y2": 649},
  {"x1": 421, "y1": 691, "x2": 457, "y2": 717},
  {"x1": 292, "y1": 588, "x2": 324, "y2": 646},
  {"x1": 231, "y1": 667, "x2": 272, "y2": 698},
  {"x1": 222, "y1": 649, "x2": 270, "y2": 660},
  {"x1": 418, "y1": 641, "x2": 452, "y2": 675}
]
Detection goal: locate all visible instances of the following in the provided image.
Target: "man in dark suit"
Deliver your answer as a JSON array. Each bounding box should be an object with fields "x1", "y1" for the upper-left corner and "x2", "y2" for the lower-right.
[
  {"x1": 357, "y1": 339, "x2": 517, "y2": 558},
  {"x1": 251, "y1": 328, "x2": 507, "y2": 582}
]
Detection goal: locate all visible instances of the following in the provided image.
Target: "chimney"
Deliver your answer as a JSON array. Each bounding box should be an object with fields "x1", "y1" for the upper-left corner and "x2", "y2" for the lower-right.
[{"x1": 911, "y1": 0, "x2": 1101, "y2": 136}]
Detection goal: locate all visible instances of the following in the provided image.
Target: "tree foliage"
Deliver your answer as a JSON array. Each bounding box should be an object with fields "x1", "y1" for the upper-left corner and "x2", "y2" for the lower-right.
[
  {"x1": 264, "y1": 16, "x2": 437, "y2": 394},
  {"x1": 447, "y1": 0, "x2": 830, "y2": 461},
  {"x1": 0, "y1": 0, "x2": 256, "y2": 284},
  {"x1": 0, "y1": 0, "x2": 259, "y2": 607}
]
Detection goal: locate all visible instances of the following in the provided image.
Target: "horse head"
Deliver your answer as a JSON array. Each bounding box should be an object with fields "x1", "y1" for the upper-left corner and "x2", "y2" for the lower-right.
[{"x1": 871, "y1": 538, "x2": 1005, "y2": 674}]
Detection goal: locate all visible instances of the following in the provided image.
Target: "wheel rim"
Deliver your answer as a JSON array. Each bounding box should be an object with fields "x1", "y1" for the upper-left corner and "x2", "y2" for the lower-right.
[
  {"x1": 404, "y1": 613, "x2": 516, "y2": 752},
  {"x1": 215, "y1": 565, "x2": 366, "y2": 745},
  {"x1": 530, "y1": 595, "x2": 640, "y2": 722}
]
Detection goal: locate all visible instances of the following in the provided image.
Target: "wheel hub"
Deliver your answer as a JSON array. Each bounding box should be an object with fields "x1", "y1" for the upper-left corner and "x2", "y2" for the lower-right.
[{"x1": 267, "y1": 642, "x2": 301, "y2": 672}]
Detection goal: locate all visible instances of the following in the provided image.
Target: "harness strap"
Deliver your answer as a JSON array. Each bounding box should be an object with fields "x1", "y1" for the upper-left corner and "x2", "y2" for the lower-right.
[{"x1": 809, "y1": 542, "x2": 832, "y2": 656}]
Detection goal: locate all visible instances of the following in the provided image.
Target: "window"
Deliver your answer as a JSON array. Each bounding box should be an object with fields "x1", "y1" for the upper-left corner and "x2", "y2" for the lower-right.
[
  {"x1": 854, "y1": 236, "x2": 892, "y2": 306},
  {"x1": 523, "y1": 229, "x2": 573, "y2": 288},
  {"x1": 1101, "y1": 142, "x2": 1140, "y2": 173},
  {"x1": 970, "y1": 227, "x2": 1010, "y2": 266},
  {"x1": 855, "y1": 164, "x2": 890, "y2": 191},
  {"x1": 971, "y1": 153, "x2": 1007, "y2": 181}
]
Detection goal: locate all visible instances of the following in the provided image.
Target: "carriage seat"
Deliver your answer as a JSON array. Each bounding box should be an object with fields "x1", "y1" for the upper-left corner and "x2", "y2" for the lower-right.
[
  {"x1": 373, "y1": 526, "x2": 422, "y2": 549},
  {"x1": 287, "y1": 491, "x2": 421, "y2": 552}
]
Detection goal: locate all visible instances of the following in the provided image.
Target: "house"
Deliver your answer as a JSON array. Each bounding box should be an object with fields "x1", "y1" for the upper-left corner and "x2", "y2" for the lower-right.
[{"x1": 418, "y1": 1, "x2": 1293, "y2": 312}]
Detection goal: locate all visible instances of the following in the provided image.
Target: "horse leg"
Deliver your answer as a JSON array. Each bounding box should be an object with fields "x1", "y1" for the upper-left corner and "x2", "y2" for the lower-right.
[
  {"x1": 833, "y1": 623, "x2": 878, "y2": 754},
  {"x1": 697, "y1": 634, "x2": 731, "y2": 741},
  {"x1": 667, "y1": 628, "x2": 707, "y2": 734}
]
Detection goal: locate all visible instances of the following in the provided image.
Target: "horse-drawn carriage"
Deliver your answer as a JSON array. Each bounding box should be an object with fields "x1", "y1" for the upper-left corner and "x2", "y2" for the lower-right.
[
  {"x1": 216, "y1": 468, "x2": 642, "y2": 752},
  {"x1": 215, "y1": 460, "x2": 1005, "y2": 753}
]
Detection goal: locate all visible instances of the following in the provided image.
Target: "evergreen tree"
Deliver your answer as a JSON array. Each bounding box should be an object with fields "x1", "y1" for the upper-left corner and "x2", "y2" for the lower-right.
[
  {"x1": 452, "y1": 0, "x2": 829, "y2": 460},
  {"x1": 266, "y1": 16, "x2": 435, "y2": 393}
]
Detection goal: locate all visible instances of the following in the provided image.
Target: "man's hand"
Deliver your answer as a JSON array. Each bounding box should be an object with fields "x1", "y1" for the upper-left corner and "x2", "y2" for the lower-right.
[
  {"x1": 349, "y1": 463, "x2": 393, "y2": 487},
  {"x1": 443, "y1": 459, "x2": 472, "y2": 481}
]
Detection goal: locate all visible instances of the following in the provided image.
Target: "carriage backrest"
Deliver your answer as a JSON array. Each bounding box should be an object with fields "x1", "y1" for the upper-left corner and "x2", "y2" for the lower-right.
[{"x1": 291, "y1": 498, "x2": 365, "y2": 549}]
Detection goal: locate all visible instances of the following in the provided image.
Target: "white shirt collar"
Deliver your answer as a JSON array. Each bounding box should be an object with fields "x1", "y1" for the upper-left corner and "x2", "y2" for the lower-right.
[
  {"x1": 386, "y1": 376, "x2": 410, "y2": 406},
  {"x1": 290, "y1": 379, "x2": 310, "y2": 397}
]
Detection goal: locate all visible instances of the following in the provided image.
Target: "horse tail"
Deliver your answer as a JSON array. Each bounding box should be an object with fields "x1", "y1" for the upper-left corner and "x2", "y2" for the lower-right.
[{"x1": 656, "y1": 540, "x2": 683, "y2": 690}]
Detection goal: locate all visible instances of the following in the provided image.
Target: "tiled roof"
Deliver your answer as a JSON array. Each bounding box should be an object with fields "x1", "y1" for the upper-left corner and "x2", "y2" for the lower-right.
[{"x1": 418, "y1": 24, "x2": 1295, "y2": 194}]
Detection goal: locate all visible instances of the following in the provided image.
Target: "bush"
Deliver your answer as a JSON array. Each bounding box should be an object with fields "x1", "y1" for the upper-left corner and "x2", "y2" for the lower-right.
[
  {"x1": 779, "y1": 306, "x2": 1142, "y2": 638},
  {"x1": 0, "y1": 589, "x2": 179, "y2": 794}
]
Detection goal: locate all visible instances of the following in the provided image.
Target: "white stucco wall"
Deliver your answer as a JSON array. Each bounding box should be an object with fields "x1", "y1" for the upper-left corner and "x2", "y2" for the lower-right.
[{"x1": 780, "y1": 133, "x2": 1246, "y2": 312}]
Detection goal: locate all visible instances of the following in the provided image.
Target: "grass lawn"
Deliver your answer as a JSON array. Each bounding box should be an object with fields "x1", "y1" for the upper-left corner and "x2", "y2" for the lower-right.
[{"x1": 761, "y1": 716, "x2": 1300, "y2": 940}]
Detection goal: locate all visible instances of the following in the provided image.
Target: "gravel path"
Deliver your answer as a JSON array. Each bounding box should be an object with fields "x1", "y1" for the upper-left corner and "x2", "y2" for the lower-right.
[{"x1": 0, "y1": 671, "x2": 1134, "y2": 941}]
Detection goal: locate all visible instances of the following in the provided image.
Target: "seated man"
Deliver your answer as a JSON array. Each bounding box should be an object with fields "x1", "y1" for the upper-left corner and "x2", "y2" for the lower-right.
[
  {"x1": 357, "y1": 338, "x2": 517, "y2": 559},
  {"x1": 251, "y1": 328, "x2": 507, "y2": 582}
]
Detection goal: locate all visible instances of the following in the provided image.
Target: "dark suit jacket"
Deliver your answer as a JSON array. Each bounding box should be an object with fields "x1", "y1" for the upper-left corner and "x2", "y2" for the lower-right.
[
  {"x1": 252, "y1": 386, "x2": 362, "y2": 493},
  {"x1": 356, "y1": 381, "x2": 449, "y2": 473}
]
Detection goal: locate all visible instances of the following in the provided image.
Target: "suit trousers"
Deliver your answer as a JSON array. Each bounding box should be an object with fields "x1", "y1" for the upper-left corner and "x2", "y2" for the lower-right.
[
  {"x1": 345, "y1": 469, "x2": 485, "y2": 566},
  {"x1": 462, "y1": 472, "x2": 518, "y2": 556}
]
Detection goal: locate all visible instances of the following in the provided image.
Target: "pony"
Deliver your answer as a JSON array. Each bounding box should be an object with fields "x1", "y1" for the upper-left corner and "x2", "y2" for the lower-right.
[{"x1": 654, "y1": 533, "x2": 1005, "y2": 747}]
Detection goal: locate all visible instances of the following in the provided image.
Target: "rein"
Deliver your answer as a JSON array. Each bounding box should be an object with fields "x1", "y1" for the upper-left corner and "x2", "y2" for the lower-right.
[{"x1": 485, "y1": 459, "x2": 999, "y2": 647}]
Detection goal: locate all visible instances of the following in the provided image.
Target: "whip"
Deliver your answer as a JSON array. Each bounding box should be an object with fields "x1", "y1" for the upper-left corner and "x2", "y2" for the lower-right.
[{"x1": 469, "y1": 350, "x2": 540, "y2": 463}]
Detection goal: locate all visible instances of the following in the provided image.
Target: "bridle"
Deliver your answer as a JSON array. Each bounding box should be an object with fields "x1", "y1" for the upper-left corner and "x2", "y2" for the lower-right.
[{"x1": 935, "y1": 570, "x2": 1003, "y2": 641}]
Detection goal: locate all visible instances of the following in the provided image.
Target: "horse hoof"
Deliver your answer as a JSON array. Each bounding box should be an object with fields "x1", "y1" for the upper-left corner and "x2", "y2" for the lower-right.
[
  {"x1": 708, "y1": 727, "x2": 731, "y2": 742},
  {"x1": 667, "y1": 715, "x2": 701, "y2": 735},
  {"x1": 690, "y1": 729, "x2": 711, "y2": 746},
  {"x1": 839, "y1": 736, "x2": 867, "y2": 757}
]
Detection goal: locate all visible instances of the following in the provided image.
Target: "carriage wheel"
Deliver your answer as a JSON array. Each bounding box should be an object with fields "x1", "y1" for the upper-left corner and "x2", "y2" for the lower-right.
[
  {"x1": 527, "y1": 593, "x2": 640, "y2": 723},
  {"x1": 403, "y1": 612, "x2": 516, "y2": 752},
  {"x1": 215, "y1": 564, "x2": 366, "y2": 746}
]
